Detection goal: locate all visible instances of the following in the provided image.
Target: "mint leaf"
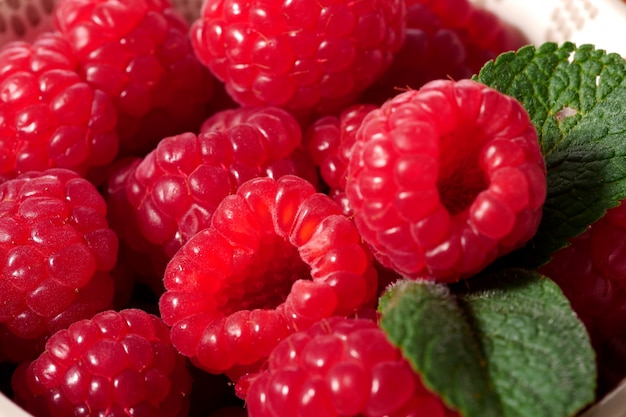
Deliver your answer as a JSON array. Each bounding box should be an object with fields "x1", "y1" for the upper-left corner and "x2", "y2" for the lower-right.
[
  {"x1": 475, "y1": 42, "x2": 626, "y2": 268},
  {"x1": 379, "y1": 270, "x2": 596, "y2": 417}
]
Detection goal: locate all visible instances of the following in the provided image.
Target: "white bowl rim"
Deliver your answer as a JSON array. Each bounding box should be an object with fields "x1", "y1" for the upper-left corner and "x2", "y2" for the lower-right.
[{"x1": 0, "y1": 391, "x2": 32, "y2": 417}]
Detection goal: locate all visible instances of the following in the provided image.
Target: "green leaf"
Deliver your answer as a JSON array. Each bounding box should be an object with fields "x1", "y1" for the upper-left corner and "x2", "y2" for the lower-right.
[
  {"x1": 474, "y1": 42, "x2": 626, "y2": 268},
  {"x1": 379, "y1": 270, "x2": 596, "y2": 417}
]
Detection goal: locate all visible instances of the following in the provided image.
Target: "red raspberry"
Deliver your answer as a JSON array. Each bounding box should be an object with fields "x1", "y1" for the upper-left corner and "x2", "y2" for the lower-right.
[
  {"x1": 0, "y1": 168, "x2": 118, "y2": 363},
  {"x1": 304, "y1": 103, "x2": 377, "y2": 215},
  {"x1": 303, "y1": 105, "x2": 408, "y2": 296},
  {"x1": 53, "y1": 0, "x2": 216, "y2": 155},
  {"x1": 0, "y1": 32, "x2": 119, "y2": 180},
  {"x1": 540, "y1": 203, "x2": 626, "y2": 339},
  {"x1": 11, "y1": 309, "x2": 192, "y2": 417},
  {"x1": 539, "y1": 201, "x2": 626, "y2": 394},
  {"x1": 245, "y1": 316, "x2": 460, "y2": 417},
  {"x1": 190, "y1": 0, "x2": 406, "y2": 116},
  {"x1": 360, "y1": 0, "x2": 528, "y2": 104},
  {"x1": 346, "y1": 79, "x2": 547, "y2": 282},
  {"x1": 106, "y1": 106, "x2": 319, "y2": 293},
  {"x1": 158, "y1": 175, "x2": 379, "y2": 390}
]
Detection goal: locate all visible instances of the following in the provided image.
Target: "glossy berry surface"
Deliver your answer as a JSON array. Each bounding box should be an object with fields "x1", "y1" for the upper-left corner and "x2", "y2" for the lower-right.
[
  {"x1": 53, "y1": 0, "x2": 215, "y2": 155},
  {"x1": 106, "y1": 106, "x2": 318, "y2": 291},
  {"x1": 0, "y1": 32, "x2": 119, "y2": 180},
  {"x1": 190, "y1": 0, "x2": 406, "y2": 115},
  {"x1": 246, "y1": 316, "x2": 460, "y2": 417},
  {"x1": 540, "y1": 201, "x2": 626, "y2": 338},
  {"x1": 0, "y1": 0, "x2": 608, "y2": 416},
  {"x1": 0, "y1": 168, "x2": 118, "y2": 362},
  {"x1": 12, "y1": 308, "x2": 192, "y2": 417},
  {"x1": 539, "y1": 201, "x2": 626, "y2": 394},
  {"x1": 361, "y1": 0, "x2": 527, "y2": 104},
  {"x1": 305, "y1": 103, "x2": 377, "y2": 215},
  {"x1": 346, "y1": 79, "x2": 547, "y2": 282},
  {"x1": 158, "y1": 175, "x2": 378, "y2": 388}
]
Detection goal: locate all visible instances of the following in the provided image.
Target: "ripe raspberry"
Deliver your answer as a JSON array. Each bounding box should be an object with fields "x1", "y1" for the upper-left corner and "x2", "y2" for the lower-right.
[
  {"x1": 360, "y1": 0, "x2": 528, "y2": 104},
  {"x1": 540, "y1": 203, "x2": 626, "y2": 339},
  {"x1": 304, "y1": 103, "x2": 377, "y2": 215},
  {"x1": 0, "y1": 168, "x2": 118, "y2": 363},
  {"x1": 245, "y1": 316, "x2": 460, "y2": 417},
  {"x1": 539, "y1": 201, "x2": 626, "y2": 395},
  {"x1": 53, "y1": 0, "x2": 216, "y2": 155},
  {"x1": 11, "y1": 308, "x2": 192, "y2": 417},
  {"x1": 158, "y1": 175, "x2": 379, "y2": 389},
  {"x1": 0, "y1": 32, "x2": 119, "y2": 180},
  {"x1": 190, "y1": 0, "x2": 406, "y2": 116},
  {"x1": 106, "y1": 106, "x2": 319, "y2": 293},
  {"x1": 346, "y1": 79, "x2": 547, "y2": 282}
]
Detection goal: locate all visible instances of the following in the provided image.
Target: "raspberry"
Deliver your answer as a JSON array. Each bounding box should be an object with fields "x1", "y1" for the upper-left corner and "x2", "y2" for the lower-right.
[
  {"x1": 158, "y1": 175, "x2": 378, "y2": 390},
  {"x1": 539, "y1": 201, "x2": 626, "y2": 395},
  {"x1": 105, "y1": 106, "x2": 319, "y2": 293},
  {"x1": 540, "y1": 204, "x2": 626, "y2": 338},
  {"x1": 0, "y1": 32, "x2": 119, "y2": 180},
  {"x1": 304, "y1": 103, "x2": 377, "y2": 215},
  {"x1": 11, "y1": 308, "x2": 192, "y2": 417},
  {"x1": 245, "y1": 316, "x2": 460, "y2": 417},
  {"x1": 346, "y1": 79, "x2": 547, "y2": 282},
  {"x1": 53, "y1": 0, "x2": 216, "y2": 156},
  {"x1": 190, "y1": 0, "x2": 406, "y2": 116},
  {"x1": 303, "y1": 103, "x2": 406, "y2": 295},
  {"x1": 360, "y1": 0, "x2": 528, "y2": 104},
  {"x1": 0, "y1": 168, "x2": 118, "y2": 363}
]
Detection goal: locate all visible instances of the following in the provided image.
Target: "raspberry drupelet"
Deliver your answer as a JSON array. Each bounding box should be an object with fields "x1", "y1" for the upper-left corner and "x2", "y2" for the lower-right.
[
  {"x1": 346, "y1": 79, "x2": 547, "y2": 282},
  {"x1": 189, "y1": 0, "x2": 406, "y2": 116},
  {"x1": 0, "y1": 168, "x2": 118, "y2": 363},
  {"x1": 105, "y1": 105, "x2": 319, "y2": 293},
  {"x1": 245, "y1": 316, "x2": 461, "y2": 417},
  {"x1": 53, "y1": 0, "x2": 216, "y2": 156},
  {"x1": 360, "y1": 0, "x2": 528, "y2": 104},
  {"x1": 304, "y1": 103, "x2": 377, "y2": 216},
  {"x1": 539, "y1": 201, "x2": 626, "y2": 395},
  {"x1": 0, "y1": 32, "x2": 119, "y2": 180},
  {"x1": 12, "y1": 309, "x2": 192, "y2": 417},
  {"x1": 158, "y1": 175, "x2": 378, "y2": 394}
]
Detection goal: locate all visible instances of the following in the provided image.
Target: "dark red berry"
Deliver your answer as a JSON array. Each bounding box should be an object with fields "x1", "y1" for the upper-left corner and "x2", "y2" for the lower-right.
[
  {"x1": 0, "y1": 168, "x2": 118, "y2": 362},
  {"x1": 12, "y1": 309, "x2": 192, "y2": 417},
  {"x1": 539, "y1": 201, "x2": 626, "y2": 396},
  {"x1": 360, "y1": 0, "x2": 528, "y2": 104}
]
